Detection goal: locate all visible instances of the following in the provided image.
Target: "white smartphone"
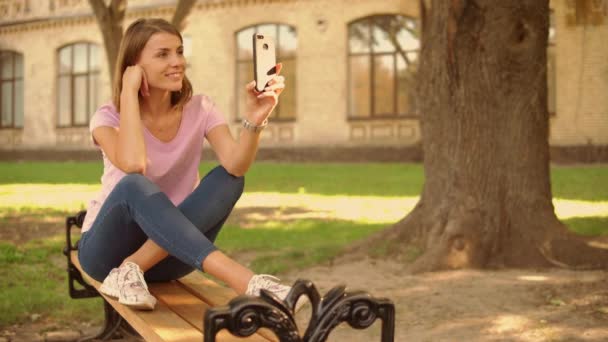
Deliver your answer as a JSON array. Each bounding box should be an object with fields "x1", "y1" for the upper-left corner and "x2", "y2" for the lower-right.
[{"x1": 252, "y1": 33, "x2": 277, "y2": 93}]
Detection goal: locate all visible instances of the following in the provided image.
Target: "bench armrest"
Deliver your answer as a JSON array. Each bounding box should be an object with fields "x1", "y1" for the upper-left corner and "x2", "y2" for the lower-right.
[
  {"x1": 204, "y1": 279, "x2": 395, "y2": 342},
  {"x1": 63, "y1": 210, "x2": 99, "y2": 299}
]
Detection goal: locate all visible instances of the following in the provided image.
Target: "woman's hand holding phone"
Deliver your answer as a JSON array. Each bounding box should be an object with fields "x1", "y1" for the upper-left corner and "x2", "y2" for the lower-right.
[
  {"x1": 244, "y1": 62, "x2": 285, "y2": 126},
  {"x1": 122, "y1": 64, "x2": 150, "y2": 98}
]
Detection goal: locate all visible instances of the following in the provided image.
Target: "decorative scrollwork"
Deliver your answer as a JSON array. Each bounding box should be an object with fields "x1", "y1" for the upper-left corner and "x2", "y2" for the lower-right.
[
  {"x1": 204, "y1": 295, "x2": 301, "y2": 342},
  {"x1": 350, "y1": 299, "x2": 378, "y2": 328},
  {"x1": 204, "y1": 279, "x2": 395, "y2": 342},
  {"x1": 235, "y1": 308, "x2": 261, "y2": 335}
]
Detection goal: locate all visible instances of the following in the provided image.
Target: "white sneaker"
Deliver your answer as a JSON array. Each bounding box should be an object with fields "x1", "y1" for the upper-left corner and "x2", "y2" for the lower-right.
[
  {"x1": 246, "y1": 274, "x2": 306, "y2": 312},
  {"x1": 100, "y1": 262, "x2": 157, "y2": 311},
  {"x1": 99, "y1": 267, "x2": 120, "y2": 298}
]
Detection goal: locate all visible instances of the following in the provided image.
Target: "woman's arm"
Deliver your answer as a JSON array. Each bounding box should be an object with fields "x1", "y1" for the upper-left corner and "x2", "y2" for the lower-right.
[
  {"x1": 205, "y1": 124, "x2": 261, "y2": 177},
  {"x1": 93, "y1": 65, "x2": 149, "y2": 174},
  {"x1": 206, "y1": 64, "x2": 285, "y2": 177}
]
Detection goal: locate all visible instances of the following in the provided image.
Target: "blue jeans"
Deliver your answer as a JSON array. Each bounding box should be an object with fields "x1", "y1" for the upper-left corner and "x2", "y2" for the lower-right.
[{"x1": 78, "y1": 165, "x2": 244, "y2": 283}]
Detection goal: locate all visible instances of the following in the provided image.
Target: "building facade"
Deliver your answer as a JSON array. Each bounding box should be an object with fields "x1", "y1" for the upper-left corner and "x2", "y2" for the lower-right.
[{"x1": 0, "y1": 0, "x2": 606, "y2": 152}]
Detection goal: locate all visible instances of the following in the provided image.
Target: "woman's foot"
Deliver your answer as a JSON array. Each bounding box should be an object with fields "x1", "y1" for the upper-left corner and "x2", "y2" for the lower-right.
[
  {"x1": 246, "y1": 274, "x2": 306, "y2": 312},
  {"x1": 99, "y1": 262, "x2": 157, "y2": 310}
]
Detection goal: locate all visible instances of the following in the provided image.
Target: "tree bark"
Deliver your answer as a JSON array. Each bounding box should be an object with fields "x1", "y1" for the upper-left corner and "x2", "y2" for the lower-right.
[
  {"x1": 89, "y1": 0, "x2": 126, "y2": 85},
  {"x1": 172, "y1": 0, "x2": 197, "y2": 32},
  {"x1": 361, "y1": 0, "x2": 608, "y2": 272}
]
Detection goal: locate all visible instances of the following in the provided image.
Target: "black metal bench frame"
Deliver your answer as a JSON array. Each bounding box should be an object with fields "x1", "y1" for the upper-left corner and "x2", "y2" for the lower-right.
[
  {"x1": 63, "y1": 210, "x2": 141, "y2": 341},
  {"x1": 204, "y1": 280, "x2": 395, "y2": 342},
  {"x1": 64, "y1": 211, "x2": 396, "y2": 342}
]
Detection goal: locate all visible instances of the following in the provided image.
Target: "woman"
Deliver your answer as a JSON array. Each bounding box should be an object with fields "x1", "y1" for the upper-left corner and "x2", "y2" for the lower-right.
[{"x1": 78, "y1": 18, "x2": 292, "y2": 311}]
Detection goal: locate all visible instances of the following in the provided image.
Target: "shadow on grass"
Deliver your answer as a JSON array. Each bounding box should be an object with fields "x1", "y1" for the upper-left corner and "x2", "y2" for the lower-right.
[{"x1": 0, "y1": 207, "x2": 72, "y2": 244}]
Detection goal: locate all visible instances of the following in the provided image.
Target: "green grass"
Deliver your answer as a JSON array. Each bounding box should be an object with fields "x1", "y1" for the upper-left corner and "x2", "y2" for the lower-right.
[
  {"x1": 0, "y1": 219, "x2": 382, "y2": 327},
  {"x1": 550, "y1": 166, "x2": 608, "y2": 202},
  {"x1": 2, "y1": 161, "x2": 607, "y2": 201},
  {"x1": 0, "y1": 161, "x2": 607, "y2": 328},
  {"x1": 562, "y1": 216, "x2": 608, "y2": 236},
  {"x1": 0, "y1": 161, "x2": 426, "y2": 196},
  {"x1": 0, "y1": 162, "x2": 103, "y2": 185},
  {"x1": 216, "y1": 220, "x2": 384, "y2": 274},
  {"x1": 0, "y1": 238, "x2": 103, "y2": 327}
]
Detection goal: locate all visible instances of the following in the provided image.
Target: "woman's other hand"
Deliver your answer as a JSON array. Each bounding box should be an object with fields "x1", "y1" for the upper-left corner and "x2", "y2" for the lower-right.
[{"x1": 244, "y1": 63, "x2": 285, "y2": 125}]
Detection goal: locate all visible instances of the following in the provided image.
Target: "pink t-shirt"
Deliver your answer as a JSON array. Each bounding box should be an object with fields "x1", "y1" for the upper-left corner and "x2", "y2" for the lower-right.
[{"x1": 81, "y1": 94, "x2": 227, "y2": 233}]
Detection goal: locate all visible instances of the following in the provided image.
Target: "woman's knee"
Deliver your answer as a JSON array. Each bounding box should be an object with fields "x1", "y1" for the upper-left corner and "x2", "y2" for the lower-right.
[
  {"x1": 115, "y1": 173, "x2": 157, "y2": 198},
  {"x1": 210, "y1": 166, "x2": 244, "y2": 198}
]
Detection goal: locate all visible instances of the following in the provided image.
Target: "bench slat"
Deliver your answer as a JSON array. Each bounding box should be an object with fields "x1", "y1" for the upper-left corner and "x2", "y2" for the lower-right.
[
  {"x1": 71, "y1": 252, "x2": 203, "y2": 342},
  {"x1": 178, "y1": 272, "x2": 237, "y2": 306},
  {"x1": 151, "y1": 282, "x2": 269, "y2": 342},
  {"x1": 178, "y1": 273, "x2": 280, "y2": 342},
  {"x1": 72, "y1": 252, "x2": 279, "y2": 341}
]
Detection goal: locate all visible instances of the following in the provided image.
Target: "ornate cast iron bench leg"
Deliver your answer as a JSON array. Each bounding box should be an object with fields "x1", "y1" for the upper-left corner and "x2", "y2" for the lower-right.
[
  {"x1": 63, "y1": 211, "x2": 140, "y2": 341},
  {"x1": 204, "y1": 279, "x2": 395, "y2": 342}
]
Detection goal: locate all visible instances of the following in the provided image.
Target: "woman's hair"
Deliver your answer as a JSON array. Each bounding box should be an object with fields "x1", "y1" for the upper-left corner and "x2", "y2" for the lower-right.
[{"x1": 112, "y1": 18, "x2": 193, "y2": 112}]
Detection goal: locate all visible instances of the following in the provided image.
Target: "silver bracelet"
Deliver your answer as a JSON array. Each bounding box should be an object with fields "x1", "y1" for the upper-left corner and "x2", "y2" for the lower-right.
[{"x1": 242, "y1": 118, "x2": 268, "y2": 133}]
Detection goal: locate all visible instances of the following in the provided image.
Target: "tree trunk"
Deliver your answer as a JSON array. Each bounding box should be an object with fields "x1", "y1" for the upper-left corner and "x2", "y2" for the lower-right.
[
  {"x1": 89, "y1": 0, "x2": 126, "y2": 85},
  {"x1": 171, "y1": 0, "x2": 197, "y2": 32},
  {"x1": 363, "y1": 0, "x2": 608, "y2": 272}
]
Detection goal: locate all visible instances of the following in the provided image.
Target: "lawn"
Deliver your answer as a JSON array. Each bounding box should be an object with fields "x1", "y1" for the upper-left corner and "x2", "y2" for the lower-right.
[{"x1": 0, "y1": 161, "x2": 606, "y2": 327}]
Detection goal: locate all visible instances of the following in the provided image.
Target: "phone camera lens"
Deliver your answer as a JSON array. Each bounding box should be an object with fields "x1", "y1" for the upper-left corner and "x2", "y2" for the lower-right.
[{"x1": 256, "y1": 35, "x2": 264, "y2": 39}]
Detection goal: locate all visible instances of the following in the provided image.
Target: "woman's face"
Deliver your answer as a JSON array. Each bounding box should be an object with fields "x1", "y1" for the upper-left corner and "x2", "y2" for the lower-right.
[{"x1": 137, "y1": 32, "x2": 186, "y2": 92}]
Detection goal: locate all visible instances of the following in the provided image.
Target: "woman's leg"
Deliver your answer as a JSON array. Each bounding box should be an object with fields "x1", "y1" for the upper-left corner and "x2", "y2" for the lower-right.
[
  {"x1": 79, "y1": 168, "x2": 254, "y2": 293},
  {"x1": 79, "y1": 168, "x2": 301, "y2": 310},
  {"x1": 78, "y1": 173, "x2": 217, "y2": 281},
  {"x1": 144, "y1": 165, "x2": 250, "y2": 284}
]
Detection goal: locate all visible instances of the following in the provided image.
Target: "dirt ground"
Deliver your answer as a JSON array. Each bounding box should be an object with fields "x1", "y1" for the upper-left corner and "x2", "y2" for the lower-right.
[
  {"x1": 285, "y1": 259, "x2": 608, "y2": 342},
  {"x1": 2, "y1": 210, "x2": 608, "y2": 341}
]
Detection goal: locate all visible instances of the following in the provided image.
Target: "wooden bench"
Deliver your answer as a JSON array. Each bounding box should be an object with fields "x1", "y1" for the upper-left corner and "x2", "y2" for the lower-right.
[
  {"x1": 69, "y1": 252, "x2": 279, "y2": 341},
  {"x1": 64, "y1": 211, "x2": 395, "y2": 342},
  {"x1": 64, "y1": 211, "x2": 277, "y2": 342}
]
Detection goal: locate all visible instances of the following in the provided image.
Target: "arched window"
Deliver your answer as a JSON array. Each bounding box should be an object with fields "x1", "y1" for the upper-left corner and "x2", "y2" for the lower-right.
[
  {"x1": 348, "y1": 15, "x2": 420, "y2": 119},
  {"x1": 0, "y1": 51, "x2": 24, "y2": 128},
  {"x1": 235, "y1": 23, "x2": 297, "y2": 121},
  {"x1": 57, "y1": 42, "x2": 100, "y2": 127}
]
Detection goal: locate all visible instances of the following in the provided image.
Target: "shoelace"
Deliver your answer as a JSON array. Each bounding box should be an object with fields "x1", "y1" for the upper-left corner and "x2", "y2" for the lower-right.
[
  {"x1": 252, "y1": 275, "x2": 288, "y2": 296},
  {"x1": 122, "y1": 264, "x2": 149, "y2": 291}
]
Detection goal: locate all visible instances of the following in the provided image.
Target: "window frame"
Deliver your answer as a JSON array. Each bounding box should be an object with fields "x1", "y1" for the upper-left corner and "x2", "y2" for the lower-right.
[
  {"x1": 234, "y1": 23, "x2": 297, "y2": 122},
  {"x1": 56, "y1": 41, "x2": 100, "y2": 128},
  {"x1": 0, "y1": 50, "x2": 24, "y2": 129},
  {"x1": 347, "y1": 14, "x2": 420, "y2": 121}
]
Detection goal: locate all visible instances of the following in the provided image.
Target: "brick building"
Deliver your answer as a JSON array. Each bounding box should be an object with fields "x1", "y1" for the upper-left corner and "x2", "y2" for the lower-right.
[{"x1": 0, "y1": 0, "x2": 606, "y2": 156}]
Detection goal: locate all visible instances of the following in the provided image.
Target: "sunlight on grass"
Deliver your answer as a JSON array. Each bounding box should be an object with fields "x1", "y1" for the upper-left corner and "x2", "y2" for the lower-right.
[
  {"x1": 0, "y1": 184, "x2": 98, "y2": 212},
  {"x1": 238, "y1": 193, "x2": 419, "y2": 224},
  {"x1": 552, "y1": 198, "x2": 608, "y2": 219},
  {"x1": 1, "y1": 185, "x2": 607, "y2": 225}
]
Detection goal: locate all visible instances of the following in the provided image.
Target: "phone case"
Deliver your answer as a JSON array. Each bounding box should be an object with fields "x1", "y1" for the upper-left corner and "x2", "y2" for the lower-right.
[{"x1": 253, "y1": 34, "x2": 277, "y2": 92}]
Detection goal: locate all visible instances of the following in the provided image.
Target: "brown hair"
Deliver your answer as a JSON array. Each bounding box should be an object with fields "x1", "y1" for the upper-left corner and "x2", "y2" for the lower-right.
[{"x1": 112, "y1": 18, "x2": 193, "y2": 112}]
